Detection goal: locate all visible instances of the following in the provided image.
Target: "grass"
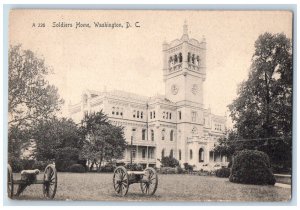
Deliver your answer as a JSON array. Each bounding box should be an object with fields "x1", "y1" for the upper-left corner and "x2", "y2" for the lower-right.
[{"x1": 10, "y1": 172, "x2": 291, "y2": 202}]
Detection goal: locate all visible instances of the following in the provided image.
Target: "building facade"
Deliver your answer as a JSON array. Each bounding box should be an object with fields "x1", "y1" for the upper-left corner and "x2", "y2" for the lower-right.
[{"x1": 69, "y1": 23, "x2": 228, "y2": 170}]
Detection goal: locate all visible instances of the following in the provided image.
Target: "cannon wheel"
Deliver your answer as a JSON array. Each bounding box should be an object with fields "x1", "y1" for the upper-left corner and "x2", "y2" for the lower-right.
[
  {"x1": 140, "y1": 167, "x2": 158, "y2": 195},
  {"x1": 7, "y1": 164, "x2": 14, "y2": 199},
  {"x1": 43, "y1": 164, "x2": 57, "y2": 199},
  {"x1": 113, "y1": 166, "x2": 129, "y2": 196}
]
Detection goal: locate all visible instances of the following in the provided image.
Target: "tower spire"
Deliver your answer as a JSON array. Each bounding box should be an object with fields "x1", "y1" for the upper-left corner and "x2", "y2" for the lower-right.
[
  {"x1": 181, "y1": 20, "x2": 189, "y2": 41},
  {"x1": 183, "y1": 20, "x2": 188, "y2": 35}
]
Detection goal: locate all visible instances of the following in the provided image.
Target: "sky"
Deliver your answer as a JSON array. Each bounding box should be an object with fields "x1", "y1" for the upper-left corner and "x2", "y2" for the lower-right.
[{"x1": 9, "y1": 10, "x2": 292, "y2": 126}]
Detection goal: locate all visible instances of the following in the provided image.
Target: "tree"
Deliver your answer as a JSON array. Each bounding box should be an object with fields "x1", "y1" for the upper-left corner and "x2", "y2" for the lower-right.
[
  {"x1": 213, "y1": 129, "x2": 238, "y2": 159},
  {"x1": 32, "y1": 117, "x2": 83, "y2": 161},
  {"x1": 228, "y1": 33, "x2": 292, "y2": 167},
  {"x1": 9, "y1": 45, "x2": 64, "y2": 128},
  {"x1": 80, "y1": 111, "x2": 127, "y2": 171}
]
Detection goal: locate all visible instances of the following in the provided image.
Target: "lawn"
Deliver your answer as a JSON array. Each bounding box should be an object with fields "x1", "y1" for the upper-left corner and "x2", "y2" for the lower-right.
[{"x1": 10, "y1": 172, "x2": 291, "y2": 202}]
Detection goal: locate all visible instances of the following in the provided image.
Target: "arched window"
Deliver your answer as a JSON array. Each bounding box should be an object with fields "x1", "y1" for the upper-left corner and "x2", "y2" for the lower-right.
[
  {"x1": 170, "y1": 130, "x2": 174, "y2": 141},
  {"x1": 179, "y1": 149, "x2": 182, "y2": 160},
  {"x1": 151, "y1": 130, "x2": 154, "y2": 141},
  {"x1": 192, "y1": 54, "x2": 195, "y2": 64},
  {"x1": 161, "y1": 129, "x2": 165, "y2": 140},
  {"x1": 161, "y1": 149, "x2": 165, "y2": 158},
  {"x1": 170, "y1": 149, "x2": 174, "y2": 158},
  {"x1": 179, "y1": 53, "x2": 183, "y2": 63},
  {"x1": 116, "y1": 107, "x2": 119, "y2": 115},
  {"x1": 174, "y1": 54, "x2": 178, "y2": 63},
  {"x1": 169, "y1": 57, "x2": 173, "y2": 67},
  {"x1": 190, "y1": 149, "x2": 193, "y2": 160},
  {"x1": 199, "y1": 148, "x2": 204, "y2": 162},
  {"x1": 133, "y1": 110, "x2": 136, "y2": 118},
  {"x1": 112, "y1": 107, "x2": 115, "y2": 115}
]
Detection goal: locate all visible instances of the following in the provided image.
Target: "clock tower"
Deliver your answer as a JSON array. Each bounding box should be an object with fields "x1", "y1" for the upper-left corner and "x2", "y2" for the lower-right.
[{"x1": 163, "y1": 21, "x2": 206, "y2": 107}]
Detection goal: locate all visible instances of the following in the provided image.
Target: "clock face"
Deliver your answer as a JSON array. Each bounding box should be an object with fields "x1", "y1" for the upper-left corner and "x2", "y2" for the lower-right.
[
  {"x1": 171, "y1": 84, "x2": 179, "y2": 95},
  {"x1": 191, "y1": 84, "x2": 199, "y2": 95}
]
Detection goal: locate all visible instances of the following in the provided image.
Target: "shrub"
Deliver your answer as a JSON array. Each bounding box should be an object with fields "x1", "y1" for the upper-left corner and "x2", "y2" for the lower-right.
[
  {"x1": 175, "y1": 166, "x2": 184, "y2": 174},
  {"x1": 55, "y1": 147, "x2": 79, "y2": 172},
  {"x1": 229, "y1": 149, "x2": 276, "y2": 185},
  {"x1": 161, "y1": 156, "x2": 179, "y2": 167},
  {"x1": 100, "y1": 164, "x2": 116, "y2": 172},
  {"x1": 32, "y1": 161, "x2": 51, "y2": 171},
  {"x1": 8, "y1": 157, "x2": 23, "y2": 173},
  {"x1": 125, "y1": 163, "x2": 143, "y2": 171},
  {"x1": 8, "y1": 157, "x2": 52, "y2": 173},
  {"x1": 271, "y1": 163, "x2": 291, "y2": 174},
  {"x1": 160, "y1": 167, "x2": 176, "y2": 174},
  {"x1": 215, "y1": 167, "x2": 230, "y2": 178},
  {"x1": 68, "y1": 164, "x2": 86, "y2": 173},
  {"x1": 183, "y1": 163, "x2": 193, "y2": 172}
]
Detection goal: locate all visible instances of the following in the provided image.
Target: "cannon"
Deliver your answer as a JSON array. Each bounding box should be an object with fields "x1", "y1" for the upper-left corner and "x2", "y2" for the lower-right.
[
  {"x1": 7, "y1": 164, "x2": 57, "y2": 199},
  {"x1": 113, "y1": 166, "x2": 158, "y2": 196}
]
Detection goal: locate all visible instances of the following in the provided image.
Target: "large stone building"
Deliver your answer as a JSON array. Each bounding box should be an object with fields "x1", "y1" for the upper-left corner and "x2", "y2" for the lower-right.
[{"x1": 69, "y1": 22, "x2": 228, "y2": 169}]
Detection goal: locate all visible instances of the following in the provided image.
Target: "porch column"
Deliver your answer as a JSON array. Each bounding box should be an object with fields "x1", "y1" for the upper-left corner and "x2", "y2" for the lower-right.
[
  {"x1": 136, "y1": 145, "x2": 139, "y2": 163},
  {"x1": 146, "y1": 146, "x2": 149, "y2": 167}
]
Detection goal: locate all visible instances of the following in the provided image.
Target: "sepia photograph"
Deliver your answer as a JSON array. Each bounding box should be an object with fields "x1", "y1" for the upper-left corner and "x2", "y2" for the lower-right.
[{"x1": 6, "y1": 9, "x2": 293, "y2": 202}]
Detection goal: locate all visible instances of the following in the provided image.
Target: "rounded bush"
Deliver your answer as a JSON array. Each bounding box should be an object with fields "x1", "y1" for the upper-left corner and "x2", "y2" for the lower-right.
[
  {"x1": 229, "y1": 149, "x2": 276, "y2": 185},
  {"x1": 68, "y1": 164, "x2": 86, "y2": 173},
  {"x1": 215, "y1": 168, "x2": 230, "y2": 178},
  {"x1": 161, "y1": 156, "x2": 179, "y2": 167}
]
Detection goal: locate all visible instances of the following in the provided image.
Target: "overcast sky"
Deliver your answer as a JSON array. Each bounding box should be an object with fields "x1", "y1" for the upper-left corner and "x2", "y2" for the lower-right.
[{"x1": 9, "y1": 10, "x2": 292, "y2": 126}]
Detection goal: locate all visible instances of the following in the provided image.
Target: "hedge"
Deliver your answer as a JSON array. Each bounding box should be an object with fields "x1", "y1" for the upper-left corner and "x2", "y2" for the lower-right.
[{"x1": 68, "y1": 164, "x2": 86, "y2": 173}]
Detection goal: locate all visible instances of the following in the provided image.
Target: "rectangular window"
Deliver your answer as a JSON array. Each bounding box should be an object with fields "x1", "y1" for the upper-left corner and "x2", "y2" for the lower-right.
[
  {"x1": 142, "y1": 149, "x2": 146, "y2": 159},
  {"x1": 141, "y1": 112, "x2": 143, "y2": 119},
  {"x1": 133, "y1": 110, "x2": 136, "y2": 118},
  {"x1": 150, "y1": 112, "x2": 152, "y2": 119},
  {"x1": 142, "y1": 129, "x2": 146, "y2": 140},
  {"x1": 153, "y1": 111, "x2": 156, "y2": 118},
  {"x1": 192, "y1": 111, "x2": 197, "y2": 122},
  {"x1": 178, "y1": 111, "x2": 181, "y2": 120},
  {"x1": 170, "y1": 113, "x2": 172, "y2": 119},
  {"x1": 137, "y1": 111, "x2": 140, "y2": 118},
  {"x1": 166, "y1": 112, "x2": 168, "y2": 119}
]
